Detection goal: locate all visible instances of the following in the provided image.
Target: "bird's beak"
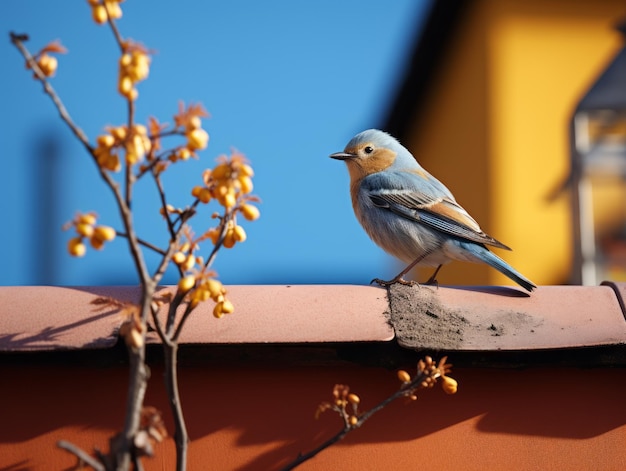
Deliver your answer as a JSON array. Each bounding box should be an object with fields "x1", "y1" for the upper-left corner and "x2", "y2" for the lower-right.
[{"x1": 329, "y1": 151, "x2": 356, "y2": 161}]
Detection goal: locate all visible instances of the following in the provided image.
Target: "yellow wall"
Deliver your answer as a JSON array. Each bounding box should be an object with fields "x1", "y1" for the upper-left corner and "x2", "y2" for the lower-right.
[{"x1": 405, "y1": 0, "x2": 625, "y2": 287}]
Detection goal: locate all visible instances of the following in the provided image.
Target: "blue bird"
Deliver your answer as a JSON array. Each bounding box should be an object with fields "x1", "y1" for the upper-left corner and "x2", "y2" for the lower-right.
[{"x1": 330, "y1": 129, "x2": 536, "y2": 292}]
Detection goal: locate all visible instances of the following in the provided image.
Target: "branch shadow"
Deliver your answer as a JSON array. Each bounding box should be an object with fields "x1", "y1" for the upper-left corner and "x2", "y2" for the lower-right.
[
  {"x1": 2, "y1": 360, "x2": 626, "y2": 469},
  {"x1": 0, "y1": 286, "x2": 142, "y2": 351},
  {"x1": 0, "y1": 308, "x2": 120, "y2": 350}
]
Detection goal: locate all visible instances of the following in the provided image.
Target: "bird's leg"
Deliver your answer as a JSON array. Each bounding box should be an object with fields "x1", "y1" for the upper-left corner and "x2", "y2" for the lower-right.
[
  {"x1": 371, "y1": 252, "x2": 430, "y2": 287},
  {"x1": 423, "y1": 264, "x2": 443, "y2": 287}
]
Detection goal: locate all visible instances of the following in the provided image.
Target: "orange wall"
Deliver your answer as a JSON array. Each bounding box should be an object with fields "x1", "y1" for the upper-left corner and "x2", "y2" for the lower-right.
[
  {"x1": 2, "y1": 363, "x2": 626, "y2": 470},
  {"x1": 405, "y1": 0, "x2": 626, "y2": 286}
]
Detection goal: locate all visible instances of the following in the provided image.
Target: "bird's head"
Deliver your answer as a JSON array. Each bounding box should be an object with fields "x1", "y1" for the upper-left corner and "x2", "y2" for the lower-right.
[{"x1": 330, "y1": 129, "x2": 416, "y2": 181}]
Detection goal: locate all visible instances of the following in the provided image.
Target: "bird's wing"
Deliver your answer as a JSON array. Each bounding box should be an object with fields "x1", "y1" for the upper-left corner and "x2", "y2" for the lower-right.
[{"x1": 364, "y1": 172, "x2": 511, "y2": 250}]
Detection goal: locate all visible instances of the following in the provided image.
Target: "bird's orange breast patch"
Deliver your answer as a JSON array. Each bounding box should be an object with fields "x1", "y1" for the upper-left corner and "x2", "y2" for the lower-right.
[{"x1": 345, "y1": 146, "x2": 397, "y2": 183}]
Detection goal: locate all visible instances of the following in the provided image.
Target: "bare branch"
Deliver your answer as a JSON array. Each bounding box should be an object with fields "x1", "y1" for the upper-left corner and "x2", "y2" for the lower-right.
[
  {"x1": 102, "y1": 3, "x2": 125, "y2": 52},
  {"x1": 115, "y1": 231, "x2": 167, "y2": 256},
  {"x1": 282, "y1": 369, "x2": 433, "y2": 470},
  {"x1": 153, "y1": 172, "x2": 177, "y2": 240},
  {"x1": 57, "y1": 440, "x2": 105, "y2": 471},
  {"x1": 9, "y1": 32, "x2": 92, "y2": 153},
  {"x1": 204, "y1": 209, "x2": 232, "y2": 270}
]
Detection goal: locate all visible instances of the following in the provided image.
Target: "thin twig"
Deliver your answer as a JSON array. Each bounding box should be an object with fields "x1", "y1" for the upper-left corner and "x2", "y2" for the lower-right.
[
  {"x1": 171, "y1": 303, "x2": 193, "y2": 342},
  {"x1": 163, "y1": 341, "x2": 189, "y2": 471},
  {"x1": 57, "y1": 440, "x2": 105, "y2": 471},
  {"x1": 9, "y1": 33, "x2": 138, "y2": 263},
  {"x1": 116, "y1": 231, "x2": 167, "y2": 256},
  {"x1": 151, "y1": 238, "x2": 180, "y2": 283},
  {"x1": 103, "y1": 2, "x2": 125, "y2": 52},
  {"x1": 281, "y1": 371, "x2": 429, "y2": 471},
  {"x1": 204, "y1": 209, "x2": 232, "y2": 270},
  {"x1": 135, "y1": 154, "x2": 167, "y2": 180},
  {"x1": 153, "y1": 172, "x2": 177, "y2": 239},
  {"x1": 170, "y1": 208, "x2": 232, "y2": 340},
  {"x1": 149, "y1": 301, "x2": 168, "y2": 344},
  {"x1": 9, "y1": 33, "x2": 92, "y2": 152},
  {"x1": 116, "y1": 324, "x2": 150, "y2": 470},
  {"x1": 101, "y1": 2, "x2": 136, "y2": 208},
  {"x1": 165, "y1": 292, "x2": 186, "y2": 338},
  {"x1": 124, "y1": 100, "x2": 136, "y2": 207}
]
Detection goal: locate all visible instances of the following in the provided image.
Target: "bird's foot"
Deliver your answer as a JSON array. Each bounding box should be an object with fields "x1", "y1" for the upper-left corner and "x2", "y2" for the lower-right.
[
  {"x1": 422, "y1": 264, "x2": 442, "y2": 289},
  {"x1": 423, "y1": 276, "x2": 439, "y2": 289},
  {"x1": 370, "y1": 277, "x2": 419, "y2": 287}
]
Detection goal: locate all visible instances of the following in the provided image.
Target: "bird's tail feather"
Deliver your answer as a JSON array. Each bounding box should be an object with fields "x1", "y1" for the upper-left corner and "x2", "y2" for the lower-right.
[{"x1": 469, "y1": 245, "x2": 536, "y2": 292}]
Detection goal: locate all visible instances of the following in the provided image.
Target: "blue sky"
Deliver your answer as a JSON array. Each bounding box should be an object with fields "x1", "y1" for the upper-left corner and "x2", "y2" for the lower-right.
[{"x1": 2, "y1": 1, "x2": 431, "y2": 286}]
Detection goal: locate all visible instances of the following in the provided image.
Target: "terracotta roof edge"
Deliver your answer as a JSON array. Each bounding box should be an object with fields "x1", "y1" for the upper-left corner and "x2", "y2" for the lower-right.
[{"x1": 1, "y1": 283, "x2": 625, "y2": 353}]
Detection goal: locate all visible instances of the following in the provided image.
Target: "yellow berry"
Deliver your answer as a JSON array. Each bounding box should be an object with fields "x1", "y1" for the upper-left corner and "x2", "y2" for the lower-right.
[
  {"x1": 104, "y1": 0, "x2": 123, "y2": 20},
  {"x1": 37, "y1": 54, "x2": 58, "y2": 77},
  {"x1": 195, "y1": 187, "x2": 211, "y2": 204},
  {"x1": 240, "y1": 204, "x2": 260, "y2": 221},
  {"x1": 173, "y1": 147, "x2": 192, "y2": 161},
  {"x1": 92, "y1": 4, "x2": 108, "y2": 23},
  {"x1": 128, "y1": 51, "x2": 150, "y2": 81},
  {"x1": 441, "y1": 376, "x2": 458, "y2": 395},
  {"x1": 239, "y1": 163, "x2": 254, "y2": 177},
  {"x1": 134, "y1": 124, "x2": 148, "y2": 136},
  {"x1": 172, "y1": 251, "x2": 186, "y2": 265},
  {"x1": 201, "y1": 188, "x2": 213, "y2": 203},
  {"x1": 89, "y1": 236, "x2": 105, "y2": 250},
  {"x1": 213, "y1": 302, "x2": 224, "y2": 319},
  {"x1": 221, "y1": 299, "x2": 234, "y2": 314},
  {"x1": 347, "y1": 393, "x2": 360, "y2": 405},
  {"x1": 222, "y1": 230, "x2": 236, "y2": 249},
  {"x1": 95, "y1": 148, "x2": 112, "y2": 168},
  {"x1": 349, "y1": 416, "x2": 358, "y2": 426},
  {"x1": 178, "y1": 274, "x2": 196, "y2": 293},
  {"x1": 187, "y1": 115, "x2": 202, "y2": 130},
  {"x1": 118, "y1": 75, "x2": 134, "y2": 96},
  {"x1": 75, "y1": 223, "x2": 94, "y2": 238},
  {"x1": 233, "y1": 225, "x2": 247, "y2": 243},
  {"x1": 190, "y1": 288, "x2": 210, "y2": 308},
  {"x1": 397, "y1": 370, "x2": 411, "y2": 383},
  {"x1": 94, "y1": 225, "x2": 116, "y2": 241},
  {"x1": 77, "y1": 213, "x2": 97, "y2": 226},
  {"x1": 96, "y1": 134, "x2": 115, "y2": 149},
  {"x1": 120, "y1": 53, "x2": 132, "y2": 67},
  {"x1": 104, "y1": 153, "x2": 121, "y2": 172},
  {"x1": 215, "y1": 182, "x2": 229, "y2": 197},
  {"x1": 182, "y1": 253, "x2": 196, "y2": 271},
  {"x1": 187, "y1": 128, "x2": 209, "y2": 150},
  {"x1": 205, "y1": 279, "x2": 224, "y2": 300},
  {"x1": 237, "y1": 175, "x2": 253, "y2": 194},
  {"x1": 68, "y1": 237, "x2": 86, "y2": 257},
  {"x1": 191, "y1": 186, "x2": 203, "y2": 198},
  {"x1": 110, "y1": 126, "x2": 127, "y2": 141},
  {"x1": 212, "y1": 163, "x2": 230, "y2": 180},
  {"x1": 125, "y1": 132, "x2": 150, "y2": 164},
  {"x1": 222, "y1": 191, "x2": 237, "y2": 209}
]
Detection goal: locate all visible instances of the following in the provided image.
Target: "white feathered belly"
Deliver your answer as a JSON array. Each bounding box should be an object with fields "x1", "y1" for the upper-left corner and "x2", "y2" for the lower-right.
[{"x1": 356, "y1": 202, "x2": 455, "y2": 267}]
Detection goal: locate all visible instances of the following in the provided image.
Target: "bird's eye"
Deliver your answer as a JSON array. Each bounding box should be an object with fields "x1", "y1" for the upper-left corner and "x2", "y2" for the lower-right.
[{"x1": 363, "y1": 146, "x2": 374, "y2": 154}]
